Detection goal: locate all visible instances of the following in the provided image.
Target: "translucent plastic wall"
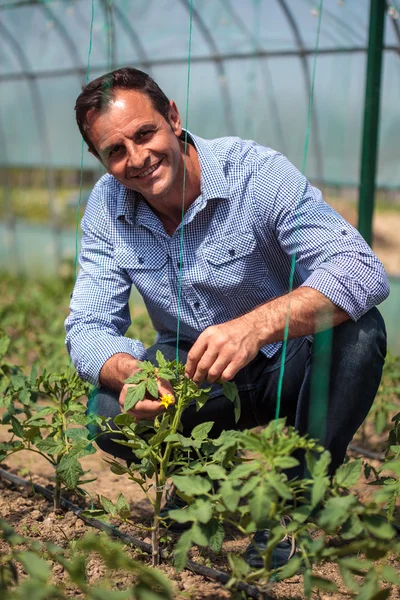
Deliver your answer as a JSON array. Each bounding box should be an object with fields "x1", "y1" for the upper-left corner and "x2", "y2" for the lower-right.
[{"x1": 0, "y1": 0, "x2": 399, "y2": 186}]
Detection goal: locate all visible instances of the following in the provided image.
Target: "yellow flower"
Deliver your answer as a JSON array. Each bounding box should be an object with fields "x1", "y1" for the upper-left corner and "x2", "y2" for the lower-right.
[{"x1": 159, "y1": 394, "x2": 174, "y2": 409}]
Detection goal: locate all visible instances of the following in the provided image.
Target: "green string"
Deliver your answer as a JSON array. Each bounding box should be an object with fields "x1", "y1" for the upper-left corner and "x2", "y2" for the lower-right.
[
  {"x1": 175, "y1": 0, "x2": 194, "y2": 365},
  {"x1": 73, "y1": 0, "x2": 95, "y2": 285},
  {"x1": 274, "y1": 0, "x2": 324, "y2": 423}
]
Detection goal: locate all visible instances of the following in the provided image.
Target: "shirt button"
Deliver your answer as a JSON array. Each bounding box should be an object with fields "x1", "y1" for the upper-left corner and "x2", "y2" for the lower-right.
[
  {"x1": 194, "y1": 301, "x2": 200, "y2": 310},
  {"x1": 177, "y1": 261, "x2": 182, "y2": 268},
  {"x1": 138, "y1": 257, "x2": 144, "y2": 264},
  {"x1": 229, "y1": 248, "x2": 235, "y2": 257}
]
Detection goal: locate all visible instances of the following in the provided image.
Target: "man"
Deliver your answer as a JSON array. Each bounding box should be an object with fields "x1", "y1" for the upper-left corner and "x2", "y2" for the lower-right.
[{"x1": 65, "y1": 67, "x2": 388, "y2": 568}]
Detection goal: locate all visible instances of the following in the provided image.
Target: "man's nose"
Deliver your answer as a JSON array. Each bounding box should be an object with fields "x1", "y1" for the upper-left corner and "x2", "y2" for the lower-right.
[{"x1": 125, "y1": 141, "x2": 148, "y2": 170}]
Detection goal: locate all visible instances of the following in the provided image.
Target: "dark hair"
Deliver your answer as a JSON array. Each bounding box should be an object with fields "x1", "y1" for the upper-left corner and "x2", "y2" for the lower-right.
[{"x1": 75, "y1": 67, "x2": 171, "y2": 155}]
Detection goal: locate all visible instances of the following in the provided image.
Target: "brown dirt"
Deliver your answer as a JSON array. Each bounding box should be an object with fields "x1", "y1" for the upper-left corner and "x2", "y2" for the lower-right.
[{"x1": 0, "y1": 423, "x2": 399, "y2": 599}]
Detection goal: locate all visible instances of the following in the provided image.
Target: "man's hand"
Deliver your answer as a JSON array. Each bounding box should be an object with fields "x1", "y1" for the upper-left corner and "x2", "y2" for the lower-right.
[
  {"x1": 119, "y1": 377, "x2": 175, "y2": 421},
  {"x1": 185, "y1": 315, "x2": 262, "y2": 385}
]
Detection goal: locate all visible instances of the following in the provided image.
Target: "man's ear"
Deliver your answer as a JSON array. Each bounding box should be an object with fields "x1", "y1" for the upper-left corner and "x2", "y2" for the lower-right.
[{"x1": 168, "y1": 100, "x2": 182, "y2": 137}]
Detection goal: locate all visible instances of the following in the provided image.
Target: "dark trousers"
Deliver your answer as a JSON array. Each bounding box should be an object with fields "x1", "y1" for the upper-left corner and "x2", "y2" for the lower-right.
[{"x1": 89, "y1": 308, "x2": 386, "y2": 477}]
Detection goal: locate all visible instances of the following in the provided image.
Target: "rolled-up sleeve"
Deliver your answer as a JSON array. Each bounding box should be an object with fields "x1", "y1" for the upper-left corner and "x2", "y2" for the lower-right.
[
  {"x1": 65, "y1": 183, "x2": 147, "y2": 386},
  {"x1": 256, "y1": 153, "x2": 390, "y2": 320}
]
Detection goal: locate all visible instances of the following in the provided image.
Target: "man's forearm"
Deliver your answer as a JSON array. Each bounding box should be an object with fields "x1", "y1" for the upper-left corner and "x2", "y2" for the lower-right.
[
  {"x1": 245, "y1": 286, "x2": 350, "y2": 347},
  {"x1": 99, "y1": 353, "x2": 141, "y2": 392}
]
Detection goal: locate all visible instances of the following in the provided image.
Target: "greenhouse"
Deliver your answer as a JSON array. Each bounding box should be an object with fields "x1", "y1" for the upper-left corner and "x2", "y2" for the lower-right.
[{"x1": 0, "y1": 1, "x2": 400, "y2": 598}]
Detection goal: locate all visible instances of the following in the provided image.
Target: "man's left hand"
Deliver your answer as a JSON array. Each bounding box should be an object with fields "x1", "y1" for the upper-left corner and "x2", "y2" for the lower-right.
[{"x1": 184, "y1": 315, "x2": 262, "y2": 385}]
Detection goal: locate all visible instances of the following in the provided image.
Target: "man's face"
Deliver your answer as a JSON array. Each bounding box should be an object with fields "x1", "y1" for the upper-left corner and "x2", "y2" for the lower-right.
[{"x1": 87, "y1": 89, "x2": 183, "y2": 203}]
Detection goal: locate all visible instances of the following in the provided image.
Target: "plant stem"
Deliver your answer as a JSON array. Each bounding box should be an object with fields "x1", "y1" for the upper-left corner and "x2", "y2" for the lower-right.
[{"x1": 152, "y1": 489, "x2": 162, "y2": 566}]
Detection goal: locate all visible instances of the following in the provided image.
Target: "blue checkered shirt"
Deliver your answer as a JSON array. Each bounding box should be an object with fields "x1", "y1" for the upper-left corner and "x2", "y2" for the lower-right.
[{"x1": 65, "y1": 132, "x2": 389, "y2": 385}]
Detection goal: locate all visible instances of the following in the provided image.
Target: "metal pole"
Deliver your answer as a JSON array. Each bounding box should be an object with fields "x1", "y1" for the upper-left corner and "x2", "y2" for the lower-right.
[{"x1": 357, "y1": 0, "x2": 386, "y2": 246}]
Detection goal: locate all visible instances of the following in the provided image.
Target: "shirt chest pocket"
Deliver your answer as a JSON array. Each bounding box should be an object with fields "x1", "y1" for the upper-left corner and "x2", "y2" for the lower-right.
[
  {"x1": 202, "y1": 231, "x2": 266, "y2": 296},
  {"x1": 114, "y1": 244, "x2": 171, "y2": 308}
]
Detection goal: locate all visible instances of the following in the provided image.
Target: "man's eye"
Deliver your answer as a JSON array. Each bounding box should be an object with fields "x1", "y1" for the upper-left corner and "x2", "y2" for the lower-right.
[
  {"x1": 111, "y1": 145, "x2": 122, "y2": 155},
  {"x1": 138, "y1": 130, "x2": 153, "y2": 140}
]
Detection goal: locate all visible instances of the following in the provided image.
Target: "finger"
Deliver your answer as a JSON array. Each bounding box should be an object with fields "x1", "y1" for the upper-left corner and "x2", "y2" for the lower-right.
[
  {"x1": 134, "y1": 399, "x2": 164, "y2": 412},
  {"x1": 219, "y1": 359, "x2": 243, "y2": 382},
  {"x1": 185, "y1": 336, "x2": 209, "y2": 379},
  {"x1": 130, "y1": 409, "x2": 164, "y2": 421},
  {"x1": 191, "y1": 350, "x2": 220, "y2": 385},
  {"x1": 157, "y1": 378, "x2": 175, "y2": 399},
  {"x1": 203, "y1": 355, "x2": 232, "y2": 384}
]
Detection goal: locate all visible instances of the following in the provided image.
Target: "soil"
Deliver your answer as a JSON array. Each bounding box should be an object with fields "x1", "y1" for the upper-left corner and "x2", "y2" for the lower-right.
[{"x1": 0, "y1": 425, "x2": 399, "y2": 599}]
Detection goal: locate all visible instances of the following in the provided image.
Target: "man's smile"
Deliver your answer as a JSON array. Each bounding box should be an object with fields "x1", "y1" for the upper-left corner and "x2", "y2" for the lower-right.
[{"x1": 135, "y1": 159, "x2": 163, "y2": 179}]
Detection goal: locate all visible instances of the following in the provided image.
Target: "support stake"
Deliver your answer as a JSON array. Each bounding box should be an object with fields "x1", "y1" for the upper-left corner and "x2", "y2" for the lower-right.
[{"x1": 357, "y1": 0, "x2": 386, "y2": 246}]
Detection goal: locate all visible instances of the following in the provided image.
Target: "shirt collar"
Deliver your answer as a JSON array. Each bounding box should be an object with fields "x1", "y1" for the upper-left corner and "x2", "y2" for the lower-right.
[{"x1": 115, "y1": 128, "x2": 229, "y2": 223}]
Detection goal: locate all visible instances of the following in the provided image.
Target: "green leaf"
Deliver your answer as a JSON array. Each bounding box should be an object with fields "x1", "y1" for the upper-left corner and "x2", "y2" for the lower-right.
[
  {"x1": 36, "y1": 437, "x2": 65, "y2": 455},
  {"x1": 115, "y1": 494, "x2": 131, "y2": 520},
  {"x1": 124, "y1": 382, "x2": 146, "y2": 412},
  {"x1": 146, "y1": 378, "x2": 158, "y2": 399},
  {"x1": 219, "y1": 480, "x2": 241, "y2": 512},
  {"x1": 228, "y1": 553, "x2": 250, "y2": 578},
  {"x1": 191, "y1": 421, "x2": 214, "y2": 440},
  {"x1": 18, "y1": 389, "x2": 31, "y2": 405},
  {"x1": 17, "y1": 551, "x2": 51, "y2": 581},
  {"x1": 174, "y1": 530, "x2": 192, "y2": 572},
  {"x1": 190, "y1": 522, "x2": 209, "y2": 546},
  {"x1": 311, "y1": 475, "x2": 329, "y2": 507},
  {"x1": 205, "y1": 464, "x2": 227, "y2": 480},
  {"x1": 363, "y1": 515, "x2": 395, "y2": 540},
  {"x1": 156, "y1": 368, "x2": 175, "y2": 381},
  {"x1": 230, "y1": 461, "x2": 260, "y2": 479},
  {"x1": 248, "y1": 481, "x2": 272, "y2": 529},
  {"x1": 265, "y1": 473, "x2": 292, "y2": 500},
  {"x1": 278, "y1": 556, "x2": 303, "y2": 580},
  {"x1": 335, "y1": 459, "x2": 362, "y2": 488},
  {"x1": 148, "y1": 428, "x2": 170, "y2": 447},
  {"x1": 193, "y1": 498, "x2": 213, "y2": 524},
  {"x1": 273, "y1": 456, "x2": 300, "y2": 469},
  {"x1": 381, "y1": 564, "x2": 400, "y2": 585},
  {"x1": 0, "y1": 335, "x2": 10, "y2": 359},
  {"x1": 172, "y1": 475, "x2": 212, "y2": 496},
  {"x1": 100, "y1": 496, "x2": 116, "y2": 516},
  {"x1": 66, "y1": 428, "x2": 90, "y2": 441},
  {"x1": 57, "y1": 456, "x2": 83, "y2": 489},
  {"x1": 207, "y1": 520, "x2": 224, "y2": 553},
  {"x1": 10, "y1": 416, "x2": 24, "y2": 438},
  {"x1": 156, "y1": 350, "x2": 167, "y2": 368},
  {"x1": 195, "y1": 390, "x2": 210, "y2": 413},
  {"x1": 113, "y1": 413, "x2": 136, "y2": 427}
]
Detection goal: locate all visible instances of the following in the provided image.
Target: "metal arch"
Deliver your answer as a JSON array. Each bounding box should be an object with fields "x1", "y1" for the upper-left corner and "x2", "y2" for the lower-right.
[
  {"x1": 0, "y1": 20, "x2": 61, "y2": 262},
  {"x1": 38, "y1": 2, "x2": 86, "y2": 84},
  {"x1": 300, "y1": 0, "x2": 365, "y2": 46},
  {"x1": 276, "y1": 0, "x2": 324, "y2": 182},
  {"x1": 216, "y1": 0, "x2": 289, "y2": 157},
  {"x1": 112, "y1": 3, "x2": 153, "y2": 74},
  {"x1": 99, "y1": 0, "x2": 116, "y2": 70},
  {"x1": 178, "y1": 0, "x2": 235, "y2": 133},
  {"x1": 0, "y1": 45, "x2": 398, "y2": 84}
]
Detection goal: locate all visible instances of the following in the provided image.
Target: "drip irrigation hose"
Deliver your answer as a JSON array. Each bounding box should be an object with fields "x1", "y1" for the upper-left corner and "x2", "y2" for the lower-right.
[
  {"x1": 348, "y1": 443, "x2": 385, "y2": 461},
  {"x1": 0, "y1": 467, "x2": 272, "y2": 600}
]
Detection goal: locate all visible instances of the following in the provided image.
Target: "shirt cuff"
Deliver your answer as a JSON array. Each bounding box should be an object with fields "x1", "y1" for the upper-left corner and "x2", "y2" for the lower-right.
[
  {"x1": 300, "y1": 266, "x2": 371, "y2": 322},
  {"x1": 74, "y1": 337, "x2": 148, "y2": 387}
]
